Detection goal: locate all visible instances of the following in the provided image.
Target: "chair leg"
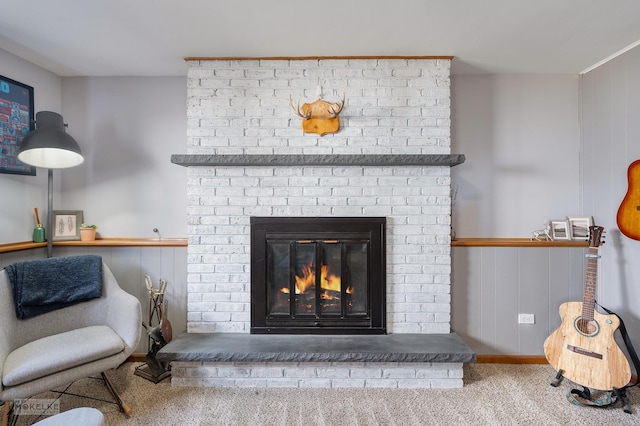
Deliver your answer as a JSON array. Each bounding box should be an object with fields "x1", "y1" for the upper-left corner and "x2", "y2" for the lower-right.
[
  {"x1": 1, "y1": 402, "x2": 12, "y2": 426},
  {"x1": 100, "y1": 372, "x2": 131, "y2": 417}
]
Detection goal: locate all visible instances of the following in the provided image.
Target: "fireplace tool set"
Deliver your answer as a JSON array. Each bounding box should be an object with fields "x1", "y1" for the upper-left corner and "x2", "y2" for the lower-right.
[{"x1": 134, "y1": 275, "x2": 172, "y2": 383}]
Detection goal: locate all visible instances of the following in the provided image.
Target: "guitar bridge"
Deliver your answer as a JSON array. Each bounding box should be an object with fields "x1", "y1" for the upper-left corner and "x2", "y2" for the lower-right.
[{"x1": 567, "y1": 344, "x2": 603, "y2": 359}]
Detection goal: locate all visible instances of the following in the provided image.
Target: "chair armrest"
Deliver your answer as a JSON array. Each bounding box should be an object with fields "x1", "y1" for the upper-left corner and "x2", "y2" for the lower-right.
[
  {"x1": 0, "y1": 270, "x2": 16, "y2": 386},
  {"x1": 102, "y1": 267, "x2": 142, "y2": 357}
]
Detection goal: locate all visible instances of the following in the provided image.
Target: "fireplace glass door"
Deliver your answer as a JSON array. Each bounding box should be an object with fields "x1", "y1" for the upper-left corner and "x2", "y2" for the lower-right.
[
  {"x1": 268, "y1": 239, "x2": 368, "y2": 318},
  {"x1": 251, "y1": 217, "x2": 386, "y2": 334}
]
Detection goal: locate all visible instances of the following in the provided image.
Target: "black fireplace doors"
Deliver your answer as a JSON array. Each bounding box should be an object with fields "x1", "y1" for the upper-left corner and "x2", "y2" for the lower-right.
[{"x1": 250, "y1": 217, "x2": 386, "y2": 334}]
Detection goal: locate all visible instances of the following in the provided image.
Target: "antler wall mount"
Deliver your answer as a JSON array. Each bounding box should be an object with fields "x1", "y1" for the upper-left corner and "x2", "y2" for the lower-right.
[{"x1": 289, "y1": 93, "x2": 345, "y2": 136}]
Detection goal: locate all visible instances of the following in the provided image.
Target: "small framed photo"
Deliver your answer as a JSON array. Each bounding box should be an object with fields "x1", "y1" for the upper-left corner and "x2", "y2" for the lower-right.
[
  {"x1": 550, "y1": 218, "x2": 572, "y2": 240},
  {"x1": 568, "y1": 216, "x2": 594, "y2": 241},
  {"x1": 52, "y1": 210, "x2": 84, "y2": 241}
]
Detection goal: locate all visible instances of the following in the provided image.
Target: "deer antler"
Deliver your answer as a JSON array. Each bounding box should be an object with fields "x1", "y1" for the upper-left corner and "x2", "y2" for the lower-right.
[
  {"x1": 327, "y1": 93, "x2": 345, "y2": 117},
  {"x1": 289, "y1": 95, "x2": 312, "y2": 120}
]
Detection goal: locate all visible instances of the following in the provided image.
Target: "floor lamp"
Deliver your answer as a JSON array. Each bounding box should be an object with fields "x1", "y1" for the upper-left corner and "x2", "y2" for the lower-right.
[{"x1": 18, "y1": 111, "x2": 84, "y2": 258}]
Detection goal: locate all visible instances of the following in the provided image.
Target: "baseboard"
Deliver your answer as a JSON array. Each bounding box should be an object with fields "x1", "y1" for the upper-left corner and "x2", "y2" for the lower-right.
[
  {"x1": 128, "y1": 353, "x2": 147, "y2": 363},
  {"x1": 476, "y1": 355, "x2": 548, "y2": 364}
]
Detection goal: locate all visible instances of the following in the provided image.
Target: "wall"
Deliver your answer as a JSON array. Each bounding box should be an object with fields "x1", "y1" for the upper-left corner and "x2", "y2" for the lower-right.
[
  {"x1": 60, "y1": 77, "x2": 188, "y2": 239},
  {"x1": 451, "y1": 58, "x2": 640, "y2": 354},
  {"x1": 451, "y1": 246, "x2": 585, "y2": 354},
  {"x1": 0, "y1": 53, "x2": 189, "y2": 243},
  {"x1": 59, "y1": 77, "x2": 190, "y2": 350},
  {"x1": 449, "y1": 74, "x2": 585, "y2": 354},
  {"x1": 581, "y1": 45, "x2": 640, "y2": 346},
  {"x1": 0, "y1": 48, "x2": 62, "y2": 244},
  {"x1": 451, "y1": 74, "x2": 580, "y2": 237}
]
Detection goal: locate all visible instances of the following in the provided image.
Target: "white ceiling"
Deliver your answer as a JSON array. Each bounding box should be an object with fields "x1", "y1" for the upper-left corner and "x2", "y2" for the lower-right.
[{"x1": 1, "y1": 0, "x2": 639, "y2": 77}]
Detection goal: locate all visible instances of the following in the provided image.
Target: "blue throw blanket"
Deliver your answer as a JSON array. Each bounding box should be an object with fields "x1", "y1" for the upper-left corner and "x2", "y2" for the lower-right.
[{"x1": 5, "y1": 255, "x2": 103, "y2": 320}]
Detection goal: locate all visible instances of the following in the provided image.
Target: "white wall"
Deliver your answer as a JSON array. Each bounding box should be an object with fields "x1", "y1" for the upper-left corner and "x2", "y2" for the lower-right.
[
  {"x1": 452, "y1": 245, "x2": 585, "y2": 354},
  {"x1": 60, "y1": 77, "x2": 188, "y2": 238},
  {"x1": 0, "y1": 49, "x2": 62, "y2": 243},
  {"x1": 449, "y1": 74, "x2": 585, "y2": 354},
  {"x1": 451, "y1": 74, "x2": 581, "y2": 237},
  {"x1": 581, "y1": 45, "x2": 640, "y2": 343}
]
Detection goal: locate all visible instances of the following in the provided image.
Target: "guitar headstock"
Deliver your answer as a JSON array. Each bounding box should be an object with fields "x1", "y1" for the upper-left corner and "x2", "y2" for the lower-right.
[{"x1": 588, "y1": 225, "x2": 605, "y2": 248}]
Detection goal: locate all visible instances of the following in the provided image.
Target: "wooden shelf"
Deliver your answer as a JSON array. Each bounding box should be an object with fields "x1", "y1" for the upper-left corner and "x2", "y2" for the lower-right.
[
  {"x1": 2, "y1": 237, "x2": 587, "y2": 253},
  {"x1": 0, "y1": 238, "x2": 187, "y2": 253},
  {"x1": 451, "y1": 238, "x2": 589, "y2": 248},
  {"x1": 53, "y1": 238, "x2": 188, "y2": 247},
  {"x1": 0, "y1": 241, "x2": 47, "y2": 253}
]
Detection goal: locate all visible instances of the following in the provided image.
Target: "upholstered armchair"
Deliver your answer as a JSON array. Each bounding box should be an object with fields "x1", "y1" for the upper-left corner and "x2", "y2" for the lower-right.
[{"x1": 0, "y1": 256, "x2": 141, "y2": 423}]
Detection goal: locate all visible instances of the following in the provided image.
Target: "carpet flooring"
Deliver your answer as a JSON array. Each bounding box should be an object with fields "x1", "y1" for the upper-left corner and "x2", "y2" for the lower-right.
[{"x1": 6, "y1": 362, "x2": 639, "y2": 425}]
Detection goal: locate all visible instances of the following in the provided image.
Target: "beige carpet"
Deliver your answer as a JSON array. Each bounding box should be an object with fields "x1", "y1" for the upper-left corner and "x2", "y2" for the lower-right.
[{"x1": 6, "y1": 363, "x2": 639, "y2": 425}]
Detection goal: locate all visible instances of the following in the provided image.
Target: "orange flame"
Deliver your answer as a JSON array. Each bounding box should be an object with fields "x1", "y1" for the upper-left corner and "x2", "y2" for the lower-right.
[
  {"x1": 320, "y1": 264, "x2": 341, "y2": 292},
  {"x1": 281, "y1": 262, "x2": 345, "y2": 295},
  {"x1": 280, "y1": 261, "x2": 354, "y2": 300},
  {"x1": 295, "y1": 263, "x2": 316, "y2": 294}
]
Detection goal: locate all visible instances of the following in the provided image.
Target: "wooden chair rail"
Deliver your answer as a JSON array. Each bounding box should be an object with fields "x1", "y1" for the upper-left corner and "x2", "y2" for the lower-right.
[
  {"x1": 452, "y1": 238, "x2": 589, "y2": 248},
  {"x1": 0, "y1": 238, "x2": 188, "y2": 253},
  {"x1": 2, "y1": 237, "x2": 586, "y2": 253}
]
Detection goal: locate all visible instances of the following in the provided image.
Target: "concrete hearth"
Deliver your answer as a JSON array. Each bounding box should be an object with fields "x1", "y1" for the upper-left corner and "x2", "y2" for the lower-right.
[
  {"x1": 158, "y1": 333, "x2": 475, "y2": 389},
  {"x1": 158, "y1": 332, "x2": 475, "y2": 363}
]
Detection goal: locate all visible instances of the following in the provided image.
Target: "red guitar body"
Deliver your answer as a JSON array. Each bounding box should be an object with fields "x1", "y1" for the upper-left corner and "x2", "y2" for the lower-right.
[{"x1": 617, "y1": 159, "x2": 640, "y2": 240}]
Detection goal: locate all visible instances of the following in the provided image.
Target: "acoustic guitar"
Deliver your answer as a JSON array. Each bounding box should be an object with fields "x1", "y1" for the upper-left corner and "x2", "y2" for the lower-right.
[
  {"x1": 617, "y1": 159, "x2": 640, "y2": 240},
  {"x1": 544, "y1": 226, "x2": 631, "y2": 390}
]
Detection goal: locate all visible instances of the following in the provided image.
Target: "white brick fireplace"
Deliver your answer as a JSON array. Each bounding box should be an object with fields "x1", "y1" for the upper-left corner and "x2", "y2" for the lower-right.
[
  {"x1": 183, "y1": 57, "x2": 454, "y2": 334},
  {"x1": 165, "y1": 58, "x2": 472, "y2": 388}
]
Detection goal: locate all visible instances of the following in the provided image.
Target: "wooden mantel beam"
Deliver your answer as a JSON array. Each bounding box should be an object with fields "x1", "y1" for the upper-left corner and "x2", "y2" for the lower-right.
[{"x1": 184, "y1": 55, "x2": 454, "y2": 62}]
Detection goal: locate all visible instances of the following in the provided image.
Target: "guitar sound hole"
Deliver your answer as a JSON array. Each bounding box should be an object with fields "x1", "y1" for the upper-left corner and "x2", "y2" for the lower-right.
[{"x1": 575, "y1": 318, "x2": 599, "y2": 336}]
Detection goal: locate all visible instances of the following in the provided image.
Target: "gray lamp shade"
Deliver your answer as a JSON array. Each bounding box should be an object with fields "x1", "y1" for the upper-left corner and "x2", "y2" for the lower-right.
[{"x1": 18, "y1": 111, "x2": 84, "y2": 169}]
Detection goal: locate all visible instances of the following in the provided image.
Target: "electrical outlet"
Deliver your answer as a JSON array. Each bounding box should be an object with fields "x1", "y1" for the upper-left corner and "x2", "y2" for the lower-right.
[{"x1": 518, "y1": 314, "x2": 535, "y2": 324}]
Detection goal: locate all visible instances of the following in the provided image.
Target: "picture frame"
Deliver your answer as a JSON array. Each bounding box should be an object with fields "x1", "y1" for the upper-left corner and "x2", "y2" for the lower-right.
[
  {"x1": 52, "y1": 210, "x2": 84, "y2": 241},
  {"x1": 568, "y1": 216, "x2": 594, "y2": 240},
  {"x1": 550, "y1": 218, "x2": 572, "y2": 240},
  {"x1": 0, "y1": 75, "x2": 35, "y2": 176}
]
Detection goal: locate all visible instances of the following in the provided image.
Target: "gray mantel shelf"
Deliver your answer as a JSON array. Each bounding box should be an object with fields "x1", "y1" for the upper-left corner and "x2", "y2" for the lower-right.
[{"x1": 171, "y1": 154, "x2": 465, "y2": 167}]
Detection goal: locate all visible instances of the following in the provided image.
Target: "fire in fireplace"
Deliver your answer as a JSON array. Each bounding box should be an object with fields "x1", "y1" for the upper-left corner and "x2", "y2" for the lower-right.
[{"x1": 250, "y1": 217, "x2": 386, "y2": 334}]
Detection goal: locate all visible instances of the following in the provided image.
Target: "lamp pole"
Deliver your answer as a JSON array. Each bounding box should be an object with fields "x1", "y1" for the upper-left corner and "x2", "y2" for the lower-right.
[{"x1": 47, "y1": 168, "x2": 53, "y2": 258}]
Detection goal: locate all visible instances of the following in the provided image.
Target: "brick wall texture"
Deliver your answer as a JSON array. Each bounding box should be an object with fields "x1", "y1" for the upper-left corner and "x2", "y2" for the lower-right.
[
  {"x1": 171, "y1": 361, "x2": 463, "y2": 389},
  {"x1": 185, "y1": 58, "x2": 452, "y2": 334}
]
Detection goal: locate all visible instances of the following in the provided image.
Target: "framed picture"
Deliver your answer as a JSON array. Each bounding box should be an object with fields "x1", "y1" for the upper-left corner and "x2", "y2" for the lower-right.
[
  {"x1": 0, "y1": 75, "x2": 35, "y2": 176},
  {"x1": 568, "y1": 216, "x2": 594, "y2": 240},
  {"x1": 550, "y1": 218, "x2": 572, "y2": 240},
  {"x1": 52, "y1": 210, "x2": 84, "y2": 241}
]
